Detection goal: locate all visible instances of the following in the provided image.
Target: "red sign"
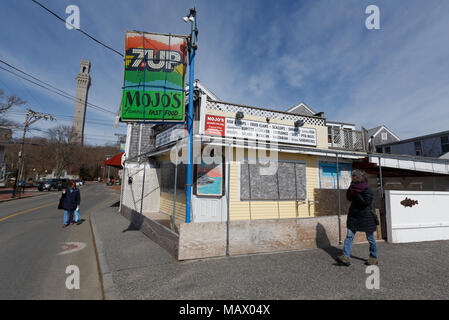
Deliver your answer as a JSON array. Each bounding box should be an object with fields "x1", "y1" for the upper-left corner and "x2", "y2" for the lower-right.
[{"x1": 205, "y1": 115, "x2": 225, "y2": 136}]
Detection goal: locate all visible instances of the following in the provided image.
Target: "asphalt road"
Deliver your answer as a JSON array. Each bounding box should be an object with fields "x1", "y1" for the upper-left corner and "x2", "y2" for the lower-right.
[
  {"x1": 93, "y1": 193, "x2": 449, "y2": 300},
  {"x1": 0, "y1": 183, "x2": 105, "y2": 300}
]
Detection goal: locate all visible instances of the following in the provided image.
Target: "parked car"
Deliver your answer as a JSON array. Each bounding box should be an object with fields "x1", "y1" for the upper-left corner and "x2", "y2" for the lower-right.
[
  {"x1": 38, "y1": 178, "x2": 69, "y2": 191},
  {"x1": 76, "y1": 180, "x2": 84, "y2": 187}
]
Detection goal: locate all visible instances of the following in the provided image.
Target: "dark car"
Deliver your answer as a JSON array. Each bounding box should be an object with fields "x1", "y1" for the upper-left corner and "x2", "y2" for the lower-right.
[{"x1": 38, "y1": 178, "x2": 69, "y2": 191}]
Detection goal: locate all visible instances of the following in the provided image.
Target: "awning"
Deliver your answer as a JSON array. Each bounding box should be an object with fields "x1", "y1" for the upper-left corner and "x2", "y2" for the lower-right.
[
  {"x1": 368, "y1": 154, "x2": 449, "y2": 175},
  {"x1": 104, "y1": 152, "x2": 124, "y2": 169}
]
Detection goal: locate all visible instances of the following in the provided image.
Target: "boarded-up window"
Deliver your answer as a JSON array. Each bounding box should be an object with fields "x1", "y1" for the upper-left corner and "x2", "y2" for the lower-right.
[{"x1": 240, "y1": 161, "x2": 307, "y2": 201}]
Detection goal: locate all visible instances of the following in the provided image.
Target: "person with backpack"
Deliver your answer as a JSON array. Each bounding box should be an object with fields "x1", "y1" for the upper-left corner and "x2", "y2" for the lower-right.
[{"x1": 61, "y1": 180, "x2": 81, "y2": 228}]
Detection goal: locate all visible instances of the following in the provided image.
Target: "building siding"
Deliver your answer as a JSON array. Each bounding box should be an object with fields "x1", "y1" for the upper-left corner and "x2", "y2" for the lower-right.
[
  {"x1": 386, "y1": 135, "x2": 447, "y2": 157},
  {"x1": 373, "y1": 127, "x2": 399, "y2": 147}
]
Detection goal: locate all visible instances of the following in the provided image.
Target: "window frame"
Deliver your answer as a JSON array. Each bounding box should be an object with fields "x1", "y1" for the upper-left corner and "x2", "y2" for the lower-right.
[
  {"x1": 414, "y1": 141, "x2": 423, "y2": 156},
  {"x1": 239, "y1": 159, "x2": 307, "y2": 201},
  {"x1": 441, "y1": 136, "x2": 449, "y2": 153}
]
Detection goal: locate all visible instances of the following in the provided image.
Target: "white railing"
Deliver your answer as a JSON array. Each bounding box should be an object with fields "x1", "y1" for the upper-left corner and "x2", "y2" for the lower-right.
[{"x1": 329, "y1": 128, "x2": 366, "y2": 152}]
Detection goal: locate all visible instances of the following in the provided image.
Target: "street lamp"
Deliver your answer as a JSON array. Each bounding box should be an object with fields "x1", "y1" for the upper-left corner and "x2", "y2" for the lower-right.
[{"x1": 183, "y1": 7, "x2": 198, "y2": 224}]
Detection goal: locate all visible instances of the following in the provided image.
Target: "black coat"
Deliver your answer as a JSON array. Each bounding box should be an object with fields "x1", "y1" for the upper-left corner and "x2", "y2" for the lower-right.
[
  {"x1": 346, "y1": 186, "x2": 377, "y2": 233},
  {"x1": 62, "y1": 188, "x2": 80, "y2": 211}
]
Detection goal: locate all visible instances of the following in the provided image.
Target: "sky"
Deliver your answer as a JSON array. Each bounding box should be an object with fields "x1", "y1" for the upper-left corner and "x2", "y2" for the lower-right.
[{"x1": 0, "y1": 0, "x2": 448, "y2": 145}]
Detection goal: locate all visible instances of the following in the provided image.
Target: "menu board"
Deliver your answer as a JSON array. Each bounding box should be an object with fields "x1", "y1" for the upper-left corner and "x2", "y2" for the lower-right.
[{"x1": 204, "y1": 115, "x2": 316, "y2": 146}]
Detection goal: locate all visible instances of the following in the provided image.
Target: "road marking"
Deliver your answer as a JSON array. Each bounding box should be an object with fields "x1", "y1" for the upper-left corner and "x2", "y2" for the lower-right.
[
  {"x1": 59, "y1": 242, "x2": 87, "y2": 255},
  {"x1": 0, "y1": 201, "x2": 59, "y2": 222}
]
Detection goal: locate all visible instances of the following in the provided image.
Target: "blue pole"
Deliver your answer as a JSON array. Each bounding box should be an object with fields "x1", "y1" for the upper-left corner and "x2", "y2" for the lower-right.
[{"x1": 185, "y1": 15, "x2": 196, "y2": 223}]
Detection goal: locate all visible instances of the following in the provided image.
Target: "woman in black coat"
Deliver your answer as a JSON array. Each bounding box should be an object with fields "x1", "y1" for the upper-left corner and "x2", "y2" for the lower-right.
[
  {"x1": 61, "y1": 180, "x2": 81, "y2": 228},
  {"x1": 337, "y1": 170, "x2": 378, "y2": 266}
]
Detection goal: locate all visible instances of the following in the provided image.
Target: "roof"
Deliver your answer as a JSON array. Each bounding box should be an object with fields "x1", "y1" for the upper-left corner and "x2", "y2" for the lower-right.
[
  {"x1": 378, "y1": 129, "x2": 449, "y2": 147},
  {"x1": 327, "y1": 120, "x2": 356, "y2": 127},
  {"x1": 286, "y1": 102, "x2": 316, "y2": 116},
  {"x1": 440, "y1": 152, "x2": 449, "y2": 160},
  {"x1": 367, "y1": 126, "x2": 383, "y2": 138},
  {"x1": 185, "y1": 79, "x2": 220, "y2": 101},
  {"x1": 368, "y1": 153, "x2": 449, "y2": 175},
  {"x1": 367, "y1": 125, "x2": 400, "y2": 141}
]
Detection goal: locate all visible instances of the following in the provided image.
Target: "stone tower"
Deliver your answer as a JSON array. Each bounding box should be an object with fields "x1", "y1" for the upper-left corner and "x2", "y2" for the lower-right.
[{"x1": 70, "y1": 59, "x2": 91, "y2": 144}]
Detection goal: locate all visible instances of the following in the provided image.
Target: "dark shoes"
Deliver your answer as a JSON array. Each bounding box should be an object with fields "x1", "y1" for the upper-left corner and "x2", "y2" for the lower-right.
[
  {"x1": 365, "y1": 256, "x2": 379, "y2": 265},
  {"x1": 62, "y1": 224, "x2": 68, "y2": 228},
  {"x1": 337, "y1": 254, "x2": 379, "y2": 266},
  {"x1": 337, "y1": 255, "x2": 351, "y2": 266}
]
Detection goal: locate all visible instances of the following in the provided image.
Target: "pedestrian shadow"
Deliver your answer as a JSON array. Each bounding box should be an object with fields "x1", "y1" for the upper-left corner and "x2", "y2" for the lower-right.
[
  {"x1": 110, "y1": 201, "x2": 120, "y2": 207},
  {"x1": 122, "y1": 210, "x2": 144, "y2": 232},
  {"x1": 122, "y1": 222, "x2": 140, "y2": 232},
  {"x1": 315, "y1": 223, "x2": 365, "y2": 266}
]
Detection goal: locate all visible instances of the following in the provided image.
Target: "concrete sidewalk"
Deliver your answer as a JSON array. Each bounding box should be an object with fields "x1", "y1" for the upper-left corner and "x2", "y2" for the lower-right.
[{"x1": 92, "y1": 193, "x2": 449, "y2": 300}]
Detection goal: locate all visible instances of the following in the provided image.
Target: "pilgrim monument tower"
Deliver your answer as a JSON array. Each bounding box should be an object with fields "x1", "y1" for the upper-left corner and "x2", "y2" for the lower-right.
[{"x1": 70, "y1": 59, "x2": 91, "y2": 144}]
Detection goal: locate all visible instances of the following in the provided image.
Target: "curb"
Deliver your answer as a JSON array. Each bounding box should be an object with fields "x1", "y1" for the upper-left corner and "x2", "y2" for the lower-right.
[
  {"x1": 0, "y1": 192, "x2": 48, "y2": 203},
  {"x1": 90, "y1": 214, "x2": 118, "y2": 300}
]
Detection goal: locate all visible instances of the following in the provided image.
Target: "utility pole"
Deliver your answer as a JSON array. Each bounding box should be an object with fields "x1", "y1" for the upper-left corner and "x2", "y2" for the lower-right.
[
  {"x1": 12, "y1": 108, "x2": 55, "y2": 198},
  {"x1": 183, "y1": 7, "x2": 198, "y2": 223}
]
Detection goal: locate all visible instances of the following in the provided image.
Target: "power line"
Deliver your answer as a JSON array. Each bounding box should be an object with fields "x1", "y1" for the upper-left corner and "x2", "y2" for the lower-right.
[
  {"x1": 7, "y1": 111, "x2": 125, "y2": 127},
  {"x1": 0, "y1": 61, "x2": 116, "y2": 115},
  {"x1": 31, "y1": 0, "x2": 124, "y2": 58}
]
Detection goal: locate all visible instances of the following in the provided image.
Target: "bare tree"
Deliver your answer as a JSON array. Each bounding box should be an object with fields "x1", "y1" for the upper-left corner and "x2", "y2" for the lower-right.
[
  {"x1": 0, "y1": 89, "x2": 26, "y2": 127},
  {"x1": 47, "y1": 125, "x2": 74, "y2": 178}
]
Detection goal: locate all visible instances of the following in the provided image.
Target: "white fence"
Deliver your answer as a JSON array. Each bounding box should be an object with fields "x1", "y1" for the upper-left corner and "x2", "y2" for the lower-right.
[{"x1": 385, "y1": 190, "x2": 449, "y2": 243}]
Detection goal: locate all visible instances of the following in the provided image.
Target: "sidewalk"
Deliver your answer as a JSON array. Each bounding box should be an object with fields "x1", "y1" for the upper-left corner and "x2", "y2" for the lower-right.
[
  {"x1": 92, "y1": 191, "x2": 449, "y2": 300},
  {"x1": 0, "y1": 188, "x2": 45, "y2": 202}
]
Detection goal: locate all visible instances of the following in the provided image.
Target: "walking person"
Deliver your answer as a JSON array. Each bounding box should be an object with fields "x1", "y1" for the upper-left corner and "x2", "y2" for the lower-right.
[
  {"x1": 61, "y1": 180, "x2": 81, "y2": 228},
  {"x1": 337, "y1": 169, "x2": 379, "y2": 266}
]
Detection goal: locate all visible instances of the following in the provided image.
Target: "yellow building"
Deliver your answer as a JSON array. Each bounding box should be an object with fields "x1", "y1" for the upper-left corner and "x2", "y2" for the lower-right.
[{"x1": 120, "y1": 82, "x2": 371, "y2": 260}]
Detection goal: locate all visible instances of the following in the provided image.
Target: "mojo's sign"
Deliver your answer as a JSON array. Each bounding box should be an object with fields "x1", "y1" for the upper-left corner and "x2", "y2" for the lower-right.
[
  {"x1": 204, "y1": 115, "x2": 317, "y2": 146},
  {"x1": 121, "y1": 31, "x2": 188, "y2": 122}
]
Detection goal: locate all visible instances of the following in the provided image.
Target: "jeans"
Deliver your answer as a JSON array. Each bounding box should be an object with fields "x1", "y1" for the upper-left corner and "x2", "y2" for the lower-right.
[
  {"x1": 63, "y1": 210, "x2": 74, "y2": 225},
  {"x1": 343, "y1": 229, "x2": 378, "y2": 259},
  {"x1": 74, "y1": 209, "x2": 80, "y2": 222}
]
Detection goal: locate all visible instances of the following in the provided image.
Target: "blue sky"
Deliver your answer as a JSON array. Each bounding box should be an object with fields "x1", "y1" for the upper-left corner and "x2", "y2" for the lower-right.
[{"x1": 1, "y1": 0, "x2": 448, "y2": 144}]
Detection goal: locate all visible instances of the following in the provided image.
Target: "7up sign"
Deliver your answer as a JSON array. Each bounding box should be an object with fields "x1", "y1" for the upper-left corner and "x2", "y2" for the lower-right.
[{"x1": 121, "y1": 31, "x2": 188, "y2": 122}]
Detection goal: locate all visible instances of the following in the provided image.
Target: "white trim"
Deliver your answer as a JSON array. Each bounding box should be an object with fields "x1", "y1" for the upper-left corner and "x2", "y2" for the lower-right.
[
  {"x1": 124, "y1": 123, "x2": 132, "y2": 160},
  {"x1": 199, "y1": 93, "x2": 207, "y2": 135}
]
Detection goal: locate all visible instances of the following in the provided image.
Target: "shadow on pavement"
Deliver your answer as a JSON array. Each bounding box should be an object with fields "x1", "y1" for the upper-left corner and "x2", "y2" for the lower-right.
[
  {"x1": 122, "y1": 222, "x2": 140, "y2": 233},
  {"x1": 110, "y1": 201, "x2": 120, "y2": 208},
  {"x1": 316, "y1": 223, "x2": 366, "y2": 266}
]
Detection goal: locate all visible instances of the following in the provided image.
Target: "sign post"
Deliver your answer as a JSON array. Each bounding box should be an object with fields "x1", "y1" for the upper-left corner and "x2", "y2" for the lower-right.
[{"x1": 185, "y1": 8, "x2": 197, "y2": 224}]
